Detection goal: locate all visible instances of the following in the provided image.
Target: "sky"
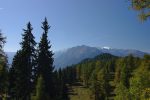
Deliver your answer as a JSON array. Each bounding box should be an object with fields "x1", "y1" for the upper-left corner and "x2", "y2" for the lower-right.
[{"x1": 0, "y1": 0, "x2": 150, "y2": 53}]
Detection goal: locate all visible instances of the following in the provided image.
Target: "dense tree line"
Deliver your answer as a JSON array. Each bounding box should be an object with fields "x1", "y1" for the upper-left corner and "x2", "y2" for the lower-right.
[
  {"x1": 65, "y1": 53, "x2": 150, "y2": 100},
  {"x1": 68, "y1": 54, "x2": 117, "y2": 100}
]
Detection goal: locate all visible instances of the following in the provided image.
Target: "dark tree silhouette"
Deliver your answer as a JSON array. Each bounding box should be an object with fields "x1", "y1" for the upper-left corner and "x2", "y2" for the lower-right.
[
  {"x1": 9, "y1": 22, "x2": 36, "y2": 100},
  {"x1": 36, "y1": 18, "x2": 55, "y2": 99}
]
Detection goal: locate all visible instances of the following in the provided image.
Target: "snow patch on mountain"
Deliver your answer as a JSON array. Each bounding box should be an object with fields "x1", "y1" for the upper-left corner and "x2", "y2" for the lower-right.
[{"x1": 102, "y1": 46, "x2": 111, "y2": 49}]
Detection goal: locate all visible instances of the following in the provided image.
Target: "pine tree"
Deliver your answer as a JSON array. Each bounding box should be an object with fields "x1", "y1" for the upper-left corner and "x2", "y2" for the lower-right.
[
  {"x1": 9, "y1": 50, "x2": 23, "y2": 99},
  {"x1": 36, "y1": 18, "x2": 55, "y2": 99},
  {"x1": 21, "y1": 22, "x2": 36, "y2": 100},
  {"x1": 9, "y1": 22, "x2": 36, "y2": 100},
  {"x1": 57, "y1": 68, "x2": 69, "y2": 100},
  {"x1": 8, "y1": 60, "x2": 16, "y2": 99}
]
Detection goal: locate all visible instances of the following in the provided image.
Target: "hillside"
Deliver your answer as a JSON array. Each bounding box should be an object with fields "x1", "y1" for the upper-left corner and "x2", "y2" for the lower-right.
[{"x1": 64, "y1": 53, "x2": 150, "y2": 100}]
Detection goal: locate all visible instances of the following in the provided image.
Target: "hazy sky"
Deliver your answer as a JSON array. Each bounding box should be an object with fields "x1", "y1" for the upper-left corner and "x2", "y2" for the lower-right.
[{"x1": 0, "y1": 0, "x2": 150, "y2": 52}]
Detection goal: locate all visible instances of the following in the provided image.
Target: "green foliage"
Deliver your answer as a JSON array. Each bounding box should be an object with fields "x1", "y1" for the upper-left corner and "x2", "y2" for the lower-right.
[
  {"x1": 0, "y1": 31, "x2": 8, "y2": 97},
  {"x1": 90, "y1": 68, "x2": 108, "y2": 100},
  {"x1": 120, "y1": 65, "x2": 130, "y2": 87},
  {"x1": 94, "y1": 53, "x2": 118, "y2": 61},
  {"x1": 66, "y1": 53, "x2": 117, "y2": 99},
  {"x1": 114, "y1": 55, "x2": 138, "y2": 87},
  {"x1": 129, "y1": 0, "x2": 150, "y2": 21},
  {"x1": 66, "y1": 53, "x2": 150, "y2": 100},
  {"x1": 114, "y1": 55, "x2": 143, "y2": 100},
  {"x1": 115, "y1": 82, "x2": 130, "y2": 100},
  {"x1": 8, "y1": 58, "x2": 17, "y2": 99},
  {"x1": 0, "y1": 59, "x2": 8, "y2": 94},
  {"x1": 0, "y1": 19, "x2": 149, "y2": 100},
  {"x1": 129, "y1": 59, "x2": 150, "y2": 100},
  {"x1": 57, "y1": 68, "x2": 69, "y2": 100},
  {"x1": 34, "y1": 75, "x2": 47, "y2": 100}
]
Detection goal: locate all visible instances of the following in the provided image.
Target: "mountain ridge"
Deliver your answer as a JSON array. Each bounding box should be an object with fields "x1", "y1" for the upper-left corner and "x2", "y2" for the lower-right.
[
  {"x1": 6, "y1": 45, "x2": 149, "y2": 68},
  {"x1": 54, "y1": 45, "x2": 148, "y2": 68}
]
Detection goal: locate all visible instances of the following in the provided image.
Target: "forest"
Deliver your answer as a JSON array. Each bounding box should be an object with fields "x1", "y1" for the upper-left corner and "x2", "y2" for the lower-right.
[
  {"x1": 65, "y1": 53, "x2": 150, "y2": 100},
  {"x1": 0, "y1": 18, "x2": 149, "y2": 100},
  {"x1": 0, "y1": 1, "x2": 150, "y2": 100},
  {"x1": 0, "y1": 18, "x2": 69, "y2": 100}
]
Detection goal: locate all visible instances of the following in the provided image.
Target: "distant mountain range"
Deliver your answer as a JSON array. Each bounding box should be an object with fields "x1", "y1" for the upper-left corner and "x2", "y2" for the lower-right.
[
  {"x1": 5, "y1": 45, "x2": 149, "y2": 68},
  {"x1": 53, "y1": 45, "x2": 148, "y2": 68},
  {"x1": 54, "y1": 45, "x2": 102, "y2": 68}
]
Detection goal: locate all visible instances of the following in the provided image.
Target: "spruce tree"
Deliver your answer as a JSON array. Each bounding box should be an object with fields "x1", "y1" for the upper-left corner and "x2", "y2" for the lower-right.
[
  {"x1": 9, "y1": 22, "x2": 36, "y2": 100},
  {"x1": 36, "y1": 18, "x2": 54, "y2": 99},
  {"x1": 9, "y1": 50, "x2": 23, "y2": 99},
  {"x1": 21, "y1": 22, "x2": 36, "y2": 100},
  {"x1": 57, "y1": 68, "x2": 69, "y2": 100}
]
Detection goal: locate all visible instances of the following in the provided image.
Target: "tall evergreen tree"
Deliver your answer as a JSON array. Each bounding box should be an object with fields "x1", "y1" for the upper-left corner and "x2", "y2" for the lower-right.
[
  {"x1": 36, "y1": 18, "x2": 54, "y2": 99},
  {"x1": 21, "y1": 22, "x2": 36, "y2": 100},
  {"x1": 52, "y1": 68, "x2": 69, "y2": 100},
  {"x1": 9, "y1": 22, "x2": 36, "y2": 100},
  {"x1": 9, "y1": 50, "x2": 23, "y2": 99},
  {"x1": 8, "y1": 56, "x2": 17, "y2": 99}
]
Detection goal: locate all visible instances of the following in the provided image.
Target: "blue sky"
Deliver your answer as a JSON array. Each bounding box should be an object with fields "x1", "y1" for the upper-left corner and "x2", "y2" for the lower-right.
[{"x1": 0, "y1": 0, "x2": 150, "y2": 52}]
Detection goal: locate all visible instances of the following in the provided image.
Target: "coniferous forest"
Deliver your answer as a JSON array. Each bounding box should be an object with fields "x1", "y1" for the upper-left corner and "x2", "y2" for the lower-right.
[
  {"x1": 0, "y1": 18, "x2": 69, "y2": 100},
  {"x1": 0, "y1": 17, "x2": 149, "y2": 100},
  {"x1": 0, "y1": 1, "x2": 150, "y2": 100}
]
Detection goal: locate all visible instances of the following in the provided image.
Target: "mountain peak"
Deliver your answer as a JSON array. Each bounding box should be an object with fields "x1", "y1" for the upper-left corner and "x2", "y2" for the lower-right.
[{"x1": 102, "y1": 46, "x2": 111, "y2": 49}]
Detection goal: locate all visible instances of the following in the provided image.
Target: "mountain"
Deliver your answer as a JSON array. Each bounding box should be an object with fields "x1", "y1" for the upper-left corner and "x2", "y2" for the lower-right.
[
  {"x1": 54, "y1": 45, "x2": 102, "y2": 68},
  {"x1": 98, "y1": 47, "x2": 146, "y2": 57},
  {"x1": 5, "y1": 45, "x2": 148, "y2": 68},
  {"x1": 54, "y1": 45, "x2": 148, "y2": 68}
]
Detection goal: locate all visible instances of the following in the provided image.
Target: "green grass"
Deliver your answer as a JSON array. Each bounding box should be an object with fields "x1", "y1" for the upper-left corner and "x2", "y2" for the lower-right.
[{"x1": 68, "y1": 82, "x2": 93, "y2": 100}]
